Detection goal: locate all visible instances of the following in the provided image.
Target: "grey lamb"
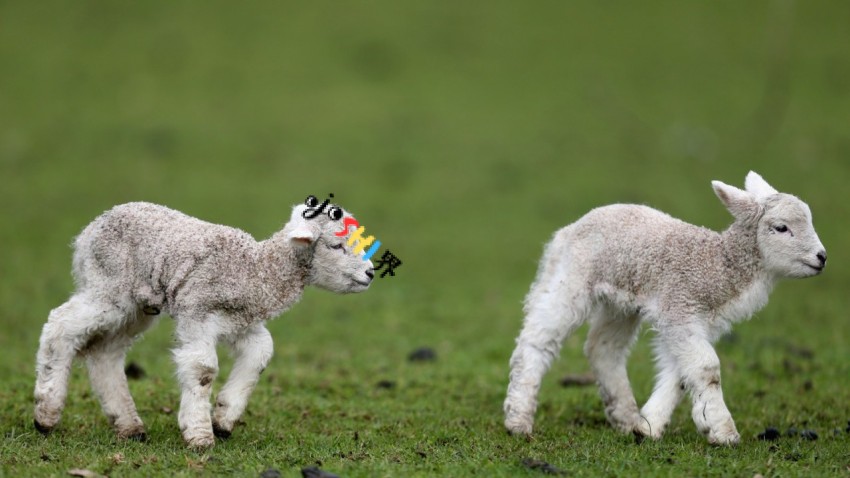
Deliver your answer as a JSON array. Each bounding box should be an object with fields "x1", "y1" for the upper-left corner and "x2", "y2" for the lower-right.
[{"x1": 34, "y1": 201, "x2": 374, "y2": 447}]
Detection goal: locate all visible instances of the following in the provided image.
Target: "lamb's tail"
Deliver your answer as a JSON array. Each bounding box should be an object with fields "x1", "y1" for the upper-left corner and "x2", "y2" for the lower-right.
[
  {"x1": 522, "y1": 227, "x2": 583, "y2": 313},
  {"x1": 70, "y1": 208, "x2": 120, "y2": 291}
]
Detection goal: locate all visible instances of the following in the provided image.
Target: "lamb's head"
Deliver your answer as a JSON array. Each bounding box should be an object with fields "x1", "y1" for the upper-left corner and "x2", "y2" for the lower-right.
[
  {"x1": 712, "y1": 171, "x2": 826, "y2": 279},
  {"x1": 284, "y1": 204, "x2": 374, "y2": 293}
]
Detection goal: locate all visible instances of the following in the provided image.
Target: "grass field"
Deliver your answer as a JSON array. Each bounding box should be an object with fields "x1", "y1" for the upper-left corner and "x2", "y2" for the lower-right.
[{"x1": 1, "y1": 1, "x2": 849, "y2": 476}]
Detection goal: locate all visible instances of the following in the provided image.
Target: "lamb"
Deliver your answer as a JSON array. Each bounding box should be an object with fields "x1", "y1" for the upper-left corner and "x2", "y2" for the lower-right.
[
  {"x1": 504, "y1": 171, "x2": 826, "y2": 445},
  {"x1": 34, "y1": 201, "x2": 375, "y2": 448}
]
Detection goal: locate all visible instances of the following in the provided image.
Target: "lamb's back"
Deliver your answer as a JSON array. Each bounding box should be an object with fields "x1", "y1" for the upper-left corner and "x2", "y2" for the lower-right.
[
  {"x1": 563, "y1": 204, "x2": 723, "y2": 297},
  {"x1": 73, "y1": 202, "x2": 258, "y2": 301}
]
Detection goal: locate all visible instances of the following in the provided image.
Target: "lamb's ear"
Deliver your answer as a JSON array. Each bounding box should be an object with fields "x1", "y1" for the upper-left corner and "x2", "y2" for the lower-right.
[
  {"x1": 287, "y1": 205, "x2": 317, "y2": 247},
  {"x1": 744, "y1": 171, "x2": 778, "y2": 201},
  {"x1": 712, "y1": 180, "x2": 758, "y2": 219},
  {"x1": 287, "y1": 223, "x2": 316, "y2": 247}
]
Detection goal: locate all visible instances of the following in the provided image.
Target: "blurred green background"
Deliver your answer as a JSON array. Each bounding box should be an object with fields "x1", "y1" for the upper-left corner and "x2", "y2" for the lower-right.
[{"x1": 1, "y1": 1, "x2": 848, "y2": 476}]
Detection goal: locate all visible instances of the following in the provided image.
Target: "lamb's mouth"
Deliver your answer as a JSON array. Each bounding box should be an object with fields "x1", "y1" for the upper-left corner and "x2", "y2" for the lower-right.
[
  {"x1": 349, "y1": 276, "x2": 371, "y2": 287},
  {"x1": 803, "y1": 262, "x2": 824, "y2": 272}
]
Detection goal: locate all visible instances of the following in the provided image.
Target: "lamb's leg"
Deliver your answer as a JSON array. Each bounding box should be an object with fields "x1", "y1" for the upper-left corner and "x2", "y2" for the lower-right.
[
  {"x1": 173, "y1": 318, "x2": 220, "y2": 448},
  {"x1": 83, "y1": 314, "x2": 156, "y2": 440},
  {"x1": 584, "y1": 310, "x2": 642, "y2": 434},
  {"x1": 212, "y1": 324, "x2": 274, "y2": 438},
  {"x1": 635, "y1": 340, "x2": 684, "y2": 440},
  {"x1": 34, "y1": 294, "x2": 120, "y2": 433},
  {"x1": 504, "y1": 287, "x2": 589, "y2": 435},
  {"x1": 663, "y1": 327, "x2": 739, "y2": 445}
]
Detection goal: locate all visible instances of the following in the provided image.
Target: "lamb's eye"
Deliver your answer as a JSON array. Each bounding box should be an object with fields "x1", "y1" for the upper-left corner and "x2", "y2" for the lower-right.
[
  {"x1": 327, "y1": 206, "x2": 343, "y2": 221},
  {"x1": 773, "y1": 225, "x2": 788, "y2": 233},
  {"x1": 327, "y1": 243, "x2": 345, "y2": 251}
]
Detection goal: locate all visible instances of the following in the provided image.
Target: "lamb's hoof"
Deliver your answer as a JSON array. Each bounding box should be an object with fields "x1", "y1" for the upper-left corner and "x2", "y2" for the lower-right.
[
  {"x1": 33, "y1": 419, "x2": 52, "y2": 435},
  {"x1": 212, "y1": 424, "x2": 231, "y2": 440},
  {"x1": 633, "y1": 416, "x2": 664, "y2": 441},
  {"x1": 707, "y1": 428, "x2": 740, "y2": 446},
  {"x1": 504, "y1": 417, "x2": 534, "y2": 436},
  {"x1": 185, "y1": 433, "x2": 215, "y2": 449},
  {"x1": 506, "y1": 427, "x2": 533, "y2": 437},
  {"x1": 115, "y1": 421, "x2": 147, "y2": 441},
  {"x1": 633, "y1": 430, "x2": 646, "y2": 444}
]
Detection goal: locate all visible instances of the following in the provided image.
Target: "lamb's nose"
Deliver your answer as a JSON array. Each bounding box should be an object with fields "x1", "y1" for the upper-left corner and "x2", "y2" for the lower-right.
[
  {"x1": 816, "y1": 251, "x2": 827, "y2": 266},
  {"x1": 365, "y1": 269, "x2": 375, "y2": 280}
]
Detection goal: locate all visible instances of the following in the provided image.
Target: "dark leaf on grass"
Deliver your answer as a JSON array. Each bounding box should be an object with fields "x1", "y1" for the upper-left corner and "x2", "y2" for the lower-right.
[
  {"x1": 521, "y1": 458, "x2": 568, "y2": 475},
  {"x1": 782, "y1": 358, "x2": 801, "y2": 374},
  {"x1": 785, "y1": 452, "x2": 803, "y2": 462},
  {"x1": 376, "y1": 380, "x2": 396, "y2": 389},
  {"x1": 125, "y1": 362, "x2": 146, "y2": 380},
  {"x1": 845, "y1": 420, "x2": 850, "y2": 433},
  {"x1": 408, "y1": 347, "x2": 436, "y2": 362},
  {"x1": 301, "y1": 466, "x2": 340, "y2": 478},
  {"x1": 559, "y1": 374, "x2": 595, "y2": 387},
  {"x1": 800, "y1": 429, "x2": 818, "y2": 440},
  {"x1": 786, "y1": 344, "x2": 814, "y2": 359},
  {"x1": 758, "y1": 427, "x2": 780, "y2": 441},
  {"x1": 260, "y1": 469, "x2": 281, "y2": 478}
]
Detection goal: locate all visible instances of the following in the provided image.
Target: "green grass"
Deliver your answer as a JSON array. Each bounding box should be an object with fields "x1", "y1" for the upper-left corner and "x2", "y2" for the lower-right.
[{"x1": 2, "y1": 1, "x2": 849, "y2": 476}]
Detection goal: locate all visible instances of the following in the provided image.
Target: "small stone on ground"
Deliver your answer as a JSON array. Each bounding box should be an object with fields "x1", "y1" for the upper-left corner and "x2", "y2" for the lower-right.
[
  {"x1": 301, "y1": 466, "x2": 340, "y2": 478},
  {"x1": 559, "y1": 373, "x2": 595, "y2": 387},
  {"x1": 757, "y1": 427, "x2": 780, "y2": 441},
  {"x1": 521, "y1": 458, "x2": 568, "y2": 475},
  {"x1": 125, "y1": 362, "x2": 146, "y2": 380},
  {"x1": 408, "y1": 347, "x2": 436, "y2": 362}
]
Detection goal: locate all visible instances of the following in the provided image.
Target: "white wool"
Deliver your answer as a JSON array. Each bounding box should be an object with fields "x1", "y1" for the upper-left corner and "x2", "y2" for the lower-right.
[
  {"x1": 504, "y1": 171, "x2": 826, "y2": 445},
  {"x1": 34, "y1": 202, "x2": 374, "y2": 447}
]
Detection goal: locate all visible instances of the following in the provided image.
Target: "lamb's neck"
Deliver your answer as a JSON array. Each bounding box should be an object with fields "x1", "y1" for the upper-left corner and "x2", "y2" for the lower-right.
[
  {"x1": 255, "y1": 230, "x2": 311, "y2": 316},
  {"x1": 719, "y1": 221, "x2": 763, "y2": 280},
  {"x1": 716, "y1": 221, "x2": 775, "y2": 322}
]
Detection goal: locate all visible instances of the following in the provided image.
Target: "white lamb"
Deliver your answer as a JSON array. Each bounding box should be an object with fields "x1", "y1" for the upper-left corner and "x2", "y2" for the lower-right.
[
  {"x1": 504, "y1": 172, "x2": 826, "y2": 445},
  {"x1": 34, "y1": 201, "x2": 374, "y2": 448}
]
